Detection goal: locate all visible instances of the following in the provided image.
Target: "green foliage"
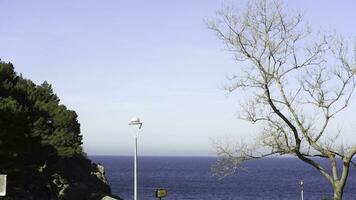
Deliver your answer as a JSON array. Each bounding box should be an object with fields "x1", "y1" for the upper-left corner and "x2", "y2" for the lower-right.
[
  {"x1": 0, "y1": 61, "x2": 84, "y2": 173},
  {"x1": 0, "y1": 60, "x2": 115, "y2": 199}
]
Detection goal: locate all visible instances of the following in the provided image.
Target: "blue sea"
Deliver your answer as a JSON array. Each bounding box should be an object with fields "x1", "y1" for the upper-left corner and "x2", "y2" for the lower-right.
[{"x1": 90, "y1": 156, "x2": 356, "y2": 200}]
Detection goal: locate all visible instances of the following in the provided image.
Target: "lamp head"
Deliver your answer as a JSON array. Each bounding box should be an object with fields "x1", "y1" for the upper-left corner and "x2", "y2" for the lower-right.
[
  {"x1": 130, "y1": 117, "x2": 140, "y2": 123},
  {"x1": 129, "y1": 116, "x2": 143, "y2": 129}
]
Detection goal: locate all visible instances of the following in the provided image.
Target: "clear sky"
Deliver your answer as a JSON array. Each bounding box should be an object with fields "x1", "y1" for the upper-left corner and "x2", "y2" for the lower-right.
[{"x1": 1, "y1": 0, "x2": 356, "y2": 156}]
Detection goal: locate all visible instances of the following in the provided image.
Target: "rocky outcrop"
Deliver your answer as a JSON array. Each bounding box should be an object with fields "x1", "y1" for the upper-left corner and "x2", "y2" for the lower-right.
[
  {"x1": 101, "y1": 196, "x2": 118, "y2": 200},
  {"x1": 5, "y1": 156, "x2": 121, "y2": 200},
  {"x1": 46, "y1": 157, "x2": 121, "y2": 200},
  {"x1": 92, "y1": 163, "x2": 108, "y2": 184}
]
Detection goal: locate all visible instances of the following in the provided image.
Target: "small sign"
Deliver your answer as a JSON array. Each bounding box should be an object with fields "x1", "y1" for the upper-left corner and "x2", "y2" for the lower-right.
[
  {"x1": 0, "y1": 174, "x2": 6, "y2": 196},
  {"x1": 155, "y1": 188, "x2": 167, "y2": 199}
]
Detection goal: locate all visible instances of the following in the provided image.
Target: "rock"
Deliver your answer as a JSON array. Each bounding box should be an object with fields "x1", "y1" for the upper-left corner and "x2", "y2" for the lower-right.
[
  {"x1": 91, "y1": 163, "x2": 108, "y2": 184},
  {"x1": 3, "y1": 156, "x2": 121, "y2": 200},
  {"x1": 101, "y1": 196, "x2": 118, "y2": 200}
]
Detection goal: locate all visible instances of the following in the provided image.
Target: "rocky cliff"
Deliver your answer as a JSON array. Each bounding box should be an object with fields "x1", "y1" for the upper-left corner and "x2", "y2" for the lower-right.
[{"x1": 4, "y1": 156, "x2": 121, "y2": 200}]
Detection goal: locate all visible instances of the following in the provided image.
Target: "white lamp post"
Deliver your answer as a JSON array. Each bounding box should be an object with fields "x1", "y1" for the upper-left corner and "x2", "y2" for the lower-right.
[{"x1": 129, "y1": 117, "x2": 143, "y2": 200}]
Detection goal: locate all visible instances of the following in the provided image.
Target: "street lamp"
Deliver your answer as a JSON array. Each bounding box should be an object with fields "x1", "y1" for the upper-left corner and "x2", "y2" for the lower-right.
[{"x1": 129, "y1": 117, "x2": 143, "y2": 200}]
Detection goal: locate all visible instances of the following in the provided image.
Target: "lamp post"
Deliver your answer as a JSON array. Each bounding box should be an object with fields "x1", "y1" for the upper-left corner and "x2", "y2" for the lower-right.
[{"x1": 129, "y1": 117, "x2": 143, "y2": 200}]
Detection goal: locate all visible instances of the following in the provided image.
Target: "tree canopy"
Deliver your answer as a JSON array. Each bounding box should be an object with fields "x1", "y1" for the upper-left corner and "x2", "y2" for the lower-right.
[
  {"x1": 0, "y1": 60, "x2": 83, "y2": 174},
  {"x1": 0, "y1": 60, "x2": 117, "y2": 200}
]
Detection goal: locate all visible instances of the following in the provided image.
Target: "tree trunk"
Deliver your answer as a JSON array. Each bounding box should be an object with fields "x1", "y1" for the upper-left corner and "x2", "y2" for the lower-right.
[{"x1": 333, "y1": 184, "x2": 343, "y2": 200}]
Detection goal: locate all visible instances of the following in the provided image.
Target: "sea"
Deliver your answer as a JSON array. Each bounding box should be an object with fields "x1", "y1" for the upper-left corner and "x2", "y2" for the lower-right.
[{"x1": 90, "y1": 156, "x2": 356, "y2": 200}]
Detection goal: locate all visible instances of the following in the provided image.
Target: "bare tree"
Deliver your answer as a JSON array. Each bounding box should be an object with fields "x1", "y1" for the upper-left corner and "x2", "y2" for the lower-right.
[{"x1": 208, "y1": 0, "x2": 356, "y2": 199}]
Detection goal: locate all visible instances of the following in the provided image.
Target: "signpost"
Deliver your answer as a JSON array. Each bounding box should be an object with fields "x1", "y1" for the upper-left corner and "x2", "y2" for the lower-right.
[
  {"x1": 0, "y1": 175, "x2": 6, "y2": 196},
  {"x1": 155, "y1": 188, "x2": 167, "y2": 200}
]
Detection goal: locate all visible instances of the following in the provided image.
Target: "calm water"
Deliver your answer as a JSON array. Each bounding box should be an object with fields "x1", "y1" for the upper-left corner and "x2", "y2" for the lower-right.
[{"x1": 90, "y1": 156, "x2": 356, "y2": 200}]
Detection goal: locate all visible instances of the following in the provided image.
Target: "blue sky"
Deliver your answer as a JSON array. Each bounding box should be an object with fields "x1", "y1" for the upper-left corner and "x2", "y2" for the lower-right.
[{"x1": 1, "y1": 0, "x2": 356, "y2": 156}]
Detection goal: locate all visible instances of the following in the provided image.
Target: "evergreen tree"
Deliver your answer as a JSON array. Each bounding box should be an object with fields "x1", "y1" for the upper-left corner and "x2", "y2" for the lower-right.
[
  {"x1": 0, "y1": 60, "x2": 83, "y2": 173},
  {"x1": 0, "y1": 60, "x2": 115, "y2": 200}
]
